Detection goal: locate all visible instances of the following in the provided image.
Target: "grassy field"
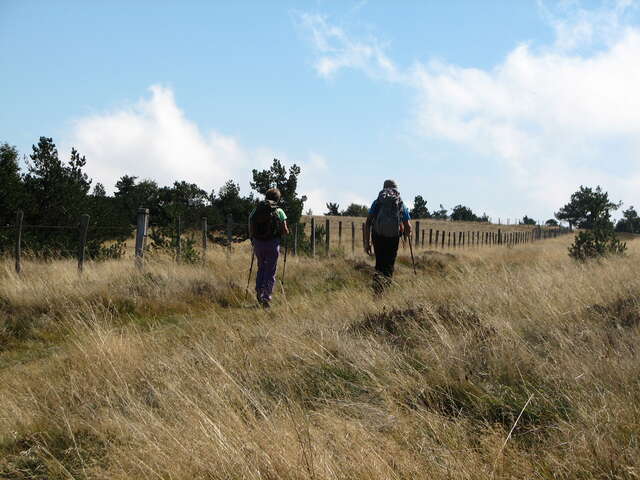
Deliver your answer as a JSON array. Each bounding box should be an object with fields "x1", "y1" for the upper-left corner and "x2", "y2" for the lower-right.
[{"x1": 1, "y1": 235, "x2": 639, "y2": 479}]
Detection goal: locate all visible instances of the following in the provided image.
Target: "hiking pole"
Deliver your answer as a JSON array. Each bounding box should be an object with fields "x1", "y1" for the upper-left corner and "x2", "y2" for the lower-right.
[
  {"x1": 407, "y1": 233, "x2": 417, "y2": 276},
  {"x1": 245, "y1": 246, "x2": 255, "y2": 300},
  {"x1": 280, "y1": 236, "x2": 289, "y2": 294}
]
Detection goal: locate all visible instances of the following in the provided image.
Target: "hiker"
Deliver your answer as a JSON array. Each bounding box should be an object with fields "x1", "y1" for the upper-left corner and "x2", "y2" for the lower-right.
[
  {"x1": 364, "y1": 179, "x2": 412, "y2": 293},
  {"x1": 249, "y1": 188, "x2": 289, "y2": 307}
]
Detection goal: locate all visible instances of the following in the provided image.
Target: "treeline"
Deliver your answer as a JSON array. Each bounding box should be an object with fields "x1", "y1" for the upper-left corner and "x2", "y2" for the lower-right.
[
  {"x1": 0, "y1": 137, "x2": 305, "y2": 257},
  {"x1": 324, "y1": 195, "x2": 491, "y2": 222}
]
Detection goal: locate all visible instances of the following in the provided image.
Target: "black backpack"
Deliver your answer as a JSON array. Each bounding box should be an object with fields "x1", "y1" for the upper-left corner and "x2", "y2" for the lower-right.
[
  {"x1": 373, "y1": 188, "x2": 402, "y2": 237},
  {"x1": 251, "y1": 200, "x2": 281, "y2": 240}
]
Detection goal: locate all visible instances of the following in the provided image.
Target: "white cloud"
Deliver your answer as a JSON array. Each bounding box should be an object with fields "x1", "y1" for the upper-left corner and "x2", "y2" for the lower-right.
[
  {"x1": 299, "y1": 2, "x2": 640, "y2": 215},
  {"x1": 296, "y1": 13, "x2": 399, "y2": 81},
  {"x1": 540, "y1": 0, "x2": 636, "y2": 51},
  {"x1": 69, "y1": 85, "x2": 252, "y2": 192},
  {"x1": 68, "y1": 86, "x2": 340, "y2": 215},
  {"x1": 298, "y1": 151, "x2": 370, "y2": 214}
]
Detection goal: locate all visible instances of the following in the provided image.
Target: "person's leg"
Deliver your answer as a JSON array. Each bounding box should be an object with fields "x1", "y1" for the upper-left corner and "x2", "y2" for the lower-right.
[
  {"x1": 383, "y1": 235, "x2": 400, "y2": 278},
  {"x1": 372, "y1": 232, "x2": 393, "y2": 294},
  {"x1": 253, "y1": 240, "x2": 267, "y2": 300},
  {"x1": 260, "y1": 238, "x2": 280, "y2": 303},
  {"x1": 372, "y1": 232, "x2": 384, "y2": 274}
]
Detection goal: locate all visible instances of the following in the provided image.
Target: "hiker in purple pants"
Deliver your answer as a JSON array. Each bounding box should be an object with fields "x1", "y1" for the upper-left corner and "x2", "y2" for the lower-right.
[
  {"x1": 252, "y1": 237, "x2": 281, "y2": 304},
  {"x1": 249, "y1": 188, "x2": 289, "y2": 307}
]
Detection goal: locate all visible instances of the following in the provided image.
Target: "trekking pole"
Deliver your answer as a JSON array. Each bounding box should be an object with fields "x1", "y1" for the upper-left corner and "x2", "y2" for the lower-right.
[
  {"x1": 407, "y1": 233, "x2": 417, "y2": 276},
  {"x1": 280, "y1": 236, "x2": 289, "y2": 294},
  {"x1": 245, "y1": 246, "x2": 255, "y2": 300}
]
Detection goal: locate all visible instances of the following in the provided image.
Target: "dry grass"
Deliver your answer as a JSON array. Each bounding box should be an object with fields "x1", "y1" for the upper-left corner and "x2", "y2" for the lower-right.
[{"x1": 1, "y1": 236, "x2": 640, "y2": 479}]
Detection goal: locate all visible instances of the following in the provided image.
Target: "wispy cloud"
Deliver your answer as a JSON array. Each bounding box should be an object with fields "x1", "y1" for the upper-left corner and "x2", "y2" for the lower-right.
[
  {"x1": 298, "y1": 1, "x2": 640, "y2": 213},
  {"x1": 295, "y1": 12, "x2": 399, "y2": 81},
  {"x1": 540, "y1": 0, "x2": 637, "y2": 51}
]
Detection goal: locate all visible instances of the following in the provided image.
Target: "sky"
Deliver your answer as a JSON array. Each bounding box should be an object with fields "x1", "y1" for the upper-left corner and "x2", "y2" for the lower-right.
[{"x1": 2, "y1": 0, "x2": 640, "y2": 222}]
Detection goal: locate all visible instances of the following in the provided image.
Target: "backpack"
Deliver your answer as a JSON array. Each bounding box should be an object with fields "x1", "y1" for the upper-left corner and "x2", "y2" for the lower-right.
[
  {"x1": 373, "y1": 188, "x2": 402, "y2": 237},
  {"x1": 251, "y1": 200, "x2": 281, "y2": 240}
]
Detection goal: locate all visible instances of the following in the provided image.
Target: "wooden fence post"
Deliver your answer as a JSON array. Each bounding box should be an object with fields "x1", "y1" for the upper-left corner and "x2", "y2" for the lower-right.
[
  {"x1": 498, "y1": 229, "x2": 502, "y2": 245},
  {"x1": 176, "y1": 216, "x2": 182, "y2": 262},
  {"x1": 15, "y1": 210, "x2": 23, "y2": 274},
  {"x1": 429, "y1": 229, "x2": 433, "y2": 247},
  {"x1": 311, "y1": 217, "x2": 316, "y2": 257},
  {"x1": 421, "y1": 230, "x2": 425, "y2": 248},
  {"x1": 325, "y1": 219, "x2": 330, "y2": 256},
  {"x1": 226, "y1": 214, "x2": 233, "y2": 254},
  {"x1": 453, "y1": 232, "x2": 457, "y2": 248},
  {"x1": 78, "y1": 214, "x2": 90, "y2": 273},
  {"x1": 448, "y1": 231, "x2": 451, "y2": 248},
  {"x1": 293, "y1": 223, "x2": 298, "y2": 256},
  {"x1": 441, "y1": 230, "x2": 445, "y2": 248},
  {"x1": 415, "y1": 221, "x2": 420, "y2": 248},
  {"x1": 201, "y1": 217, "x2": 207, "y2": 263},
  {"x1": 351, "y1": 222, "x2": 355, "y2": 255},
  {"x1": 338, "y1": 221, "x2": 342, "y2": 248},
  {"x1": 362, "y1": 223, "x2": 367, "y2": 252},
  {"x1": 135, "y1": 208, "x2": 149, "y2": 269}
]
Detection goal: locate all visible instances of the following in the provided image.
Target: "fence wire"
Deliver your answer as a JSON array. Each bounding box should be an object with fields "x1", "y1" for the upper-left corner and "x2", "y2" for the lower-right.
[{"x1": 3, "y1": 211, "x2": 571, "y2": 274}]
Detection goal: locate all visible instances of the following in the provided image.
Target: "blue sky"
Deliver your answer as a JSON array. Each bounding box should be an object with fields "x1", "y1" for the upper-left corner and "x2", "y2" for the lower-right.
[{"x1": 2, "y1": 0, "x2": 640, "y2": 222}]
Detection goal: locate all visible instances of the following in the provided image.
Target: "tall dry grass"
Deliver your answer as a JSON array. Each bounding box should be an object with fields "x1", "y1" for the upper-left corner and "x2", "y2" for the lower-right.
[{"x1": 1, "y1": 236, "x2": 639, "y2": 479}]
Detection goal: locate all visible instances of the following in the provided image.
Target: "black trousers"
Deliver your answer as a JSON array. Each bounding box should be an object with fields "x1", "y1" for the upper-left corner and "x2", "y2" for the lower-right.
[{"x1": 372, "y1": 232, "x2": 400, "y2": 278}]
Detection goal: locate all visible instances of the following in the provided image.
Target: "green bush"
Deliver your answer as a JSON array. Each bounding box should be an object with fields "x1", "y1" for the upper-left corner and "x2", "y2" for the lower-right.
[
  {"x1": 148, "y1": 226, "x2": 201, "y2": 264},
  {"x1": 88, "y1": 240, "x2": 127, "y2": 261},
  {"x1": 569, "y1": 227, "x2": 626, "y2": 261}
]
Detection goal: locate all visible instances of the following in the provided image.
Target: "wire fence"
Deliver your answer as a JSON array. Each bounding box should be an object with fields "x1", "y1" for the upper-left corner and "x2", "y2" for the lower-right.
[{"x1": 2, "y1": 209, "x2": 572, "y2": 275}]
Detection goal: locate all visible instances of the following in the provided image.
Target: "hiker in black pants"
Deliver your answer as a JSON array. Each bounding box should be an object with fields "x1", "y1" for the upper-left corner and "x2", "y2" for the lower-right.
[{"x1": 364, "y1": 180, "x2": 412, "y2": 293}]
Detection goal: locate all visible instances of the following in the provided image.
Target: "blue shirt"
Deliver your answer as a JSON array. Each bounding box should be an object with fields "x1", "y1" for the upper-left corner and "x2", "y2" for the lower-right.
[{"x1": 369, "y1": 199, "x2": 411, "y2": 221}]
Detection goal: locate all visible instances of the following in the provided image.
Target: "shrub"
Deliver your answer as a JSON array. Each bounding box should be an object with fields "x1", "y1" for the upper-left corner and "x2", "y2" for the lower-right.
[
  {"x1": 568, "y1": 227, "x2": 626, "y2": 261},
  {"x1": 148, "y1": 226, "x2": 201, "y2": 264},
  {"x1": 88, "y1": 239, "x2": 127, "y2": 261}
]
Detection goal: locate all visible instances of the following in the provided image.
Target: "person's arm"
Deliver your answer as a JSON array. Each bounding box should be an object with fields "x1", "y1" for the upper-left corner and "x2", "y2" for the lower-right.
[
  {"x1": 277, "y1": 209, "x2": 289, "y2": 236},
  {"x1": 402, "y1": 219, "x2": 412, "y2": 238},
  {"x1": 365, "y1": 213, "x2": 374, "y2": 255},
  {"x1": 402, "y1": 204, "x2": 412, "y2": 238}
]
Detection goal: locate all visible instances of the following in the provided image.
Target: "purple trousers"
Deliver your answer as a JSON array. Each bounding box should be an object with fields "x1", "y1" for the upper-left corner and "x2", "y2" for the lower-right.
[{"x1": 252, "y1": 237, "x2": 280, "y2": 301}]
